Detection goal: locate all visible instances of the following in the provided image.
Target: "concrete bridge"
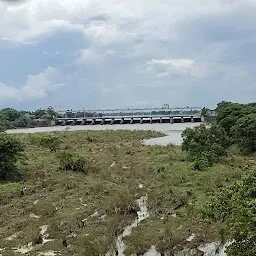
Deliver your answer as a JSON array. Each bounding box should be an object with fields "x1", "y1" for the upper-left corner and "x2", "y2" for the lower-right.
[
  {"x1": 55, "y1": 115, "x2": 203, "y2": 126},
  {"x1": 55, "y1": 107, "x2": 203, "y2": 126}
]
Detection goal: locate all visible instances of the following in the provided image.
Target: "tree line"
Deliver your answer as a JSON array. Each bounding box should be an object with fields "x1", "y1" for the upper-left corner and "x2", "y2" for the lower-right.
[
  {"x1": 182, "y1": 101, "x2": 256, "y2": 256},
  {"x1": 0, "y1": 107, "x2": 57, "y2": 131}
]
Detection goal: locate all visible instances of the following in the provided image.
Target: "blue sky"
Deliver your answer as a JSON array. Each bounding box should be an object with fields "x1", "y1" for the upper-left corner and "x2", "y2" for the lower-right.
[{"x1": 0, "y1": 0, "x2": 255, "y2": 110}]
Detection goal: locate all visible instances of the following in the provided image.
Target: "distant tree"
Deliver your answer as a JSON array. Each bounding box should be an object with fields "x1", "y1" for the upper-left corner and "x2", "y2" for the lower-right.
[
  {"x1": 33, "y1": 109, "x2": 47, "y2": 119},
  {"x1": 215, "y1": 101, "x2": 233, "y2": 112},
  {"x1": 46, "y1": 106, "x2": 56, "y2": 119},
  {"x1": 0, "y1": 133, "x2": 24, "y2": 180},
  {"x1": 0, "y1": 108, "x2": 22, "y2": 122},
  {"x1": 231, "y1": 114, "x2": 256, "y2": 152},
  {"x1": 208, "y1": 171, "x2": 256, "y2": 256}
]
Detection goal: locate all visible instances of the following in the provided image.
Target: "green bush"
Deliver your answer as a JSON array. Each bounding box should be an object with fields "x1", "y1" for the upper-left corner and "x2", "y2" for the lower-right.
[
  {"x1": 58, "y1": 151, "x2": 86, "y2": 173},
  {"x1": 182, "y1": 124, "x2": 230, "y2": 166},
  {"x1": 0, "y1": 133, "x2": 24, "y2": 180},
  {"x1": 231, "y1": 114, "x2": 256, "y2": 153},
  {"x1": 208, "y1": 171, "x2": 256, "y2": 256},
  {"x1": 39, "y1": 134, "x2": 60, "y2": 152}
]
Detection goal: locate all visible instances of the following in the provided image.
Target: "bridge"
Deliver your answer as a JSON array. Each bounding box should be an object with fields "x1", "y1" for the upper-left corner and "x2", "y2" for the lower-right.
[{"x1": 54, "y1": 107, "x2": 203, "y2": 126}]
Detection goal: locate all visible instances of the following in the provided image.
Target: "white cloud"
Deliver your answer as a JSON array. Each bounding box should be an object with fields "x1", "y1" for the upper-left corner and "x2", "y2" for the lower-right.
[
  {"x1": 0, "y1": 0, "x2": 256, "y2": 108},
  {"x1": 0, "y1": 67, "x2": 64, "y2": 102},
  {"x1": 147, "y1": 58, "x2": 202, "y2": 78},
  {"x1": 148, "y1": 59, "x2": 195, "y2": 69},
  {"x1": 0, "y1": 0, "x2": 244, "y2": 44}
]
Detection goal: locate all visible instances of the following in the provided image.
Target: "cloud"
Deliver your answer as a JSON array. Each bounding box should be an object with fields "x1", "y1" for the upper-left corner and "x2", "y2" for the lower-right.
[
  {"x1": 0, "y1": 67, "x2": 64, "y2": 102},
  {"x1": 148, "y1": 59, "x2": 195, "y2": 69},
  {"x1": 147, "y1": 58, "x2": 203, "y2": 78},
  {"x1": 1, "y1": 0, "x2": 256, "y2": 109}
]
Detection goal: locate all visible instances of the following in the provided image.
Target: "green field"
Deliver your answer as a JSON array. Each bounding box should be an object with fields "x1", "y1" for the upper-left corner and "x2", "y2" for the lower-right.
[{"x1": 0, "y1": 130, "x2": 254, "y2": 255}]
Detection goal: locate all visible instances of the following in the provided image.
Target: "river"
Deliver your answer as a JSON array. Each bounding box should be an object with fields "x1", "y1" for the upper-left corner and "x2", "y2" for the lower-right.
[{"x1": 7, "y1": 123, "x2": 199, "y2": 146}]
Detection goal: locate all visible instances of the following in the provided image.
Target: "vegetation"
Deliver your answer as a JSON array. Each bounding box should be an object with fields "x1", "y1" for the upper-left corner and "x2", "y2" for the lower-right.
[
  {"x1": 231, "y1": 114, "x2": 256, "y2": 152},
  {"x1": 182, "y1": 124, "x2": 229, "y2": 169},
  {"x1": 182, "y1": 101, "x2": 256, "y2": 255},
  {"x1": 38, "y1": 134, "x2": 60, "y2": 152},
  {"x1": 0, "y1": 133, "x2": 24, "y2": 181},
  {"x1": 0, "y1": 107, "x2": 57, "y2": 131},
  {"x1": 58, "y1": 151, "x2": 86, "y2": 173},
  {"x1": 0, "y1": 101, "x2": 255, "y2": 255},
  {"x1": 0, "y1": 128, "x2": 254, "y2": 255},
  {"x1": 209, "y1": 171, "x2": 256, "y2": 256}
]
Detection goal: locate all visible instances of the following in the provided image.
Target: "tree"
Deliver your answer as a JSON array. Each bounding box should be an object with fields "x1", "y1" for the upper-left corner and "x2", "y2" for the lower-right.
[
  {"x1": 0, "y1": 133, "x2": 24, "y2": 180},
  {"x1": 33, "y1": 109, "x2": 47, "y2": 119},
  {"x1": 231, "y1": 114, "x2": 256, "y2": 152},
  {"x1": 216, "y1": 103, "x2": 256, "y2": 135},
  {"x1": 182, "y1": 124, "x2": 230, "y2": 168},
  {"x1": 0, "y1": 108, "x2": 22, "y2": 122},
  {"x1": 208, "y1": 171, "x2": 256, "y2": 256}
]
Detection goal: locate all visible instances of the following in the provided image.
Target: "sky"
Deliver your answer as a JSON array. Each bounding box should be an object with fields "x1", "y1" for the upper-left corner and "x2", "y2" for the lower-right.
[{"x1": 0, "y1": 0, "x2": 256, "y2": 110}]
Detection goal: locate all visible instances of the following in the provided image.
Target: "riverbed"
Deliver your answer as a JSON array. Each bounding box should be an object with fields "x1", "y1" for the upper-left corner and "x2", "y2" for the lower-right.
[{"x1": 7, "y1": 123, "x2": 199, "y2": 146}]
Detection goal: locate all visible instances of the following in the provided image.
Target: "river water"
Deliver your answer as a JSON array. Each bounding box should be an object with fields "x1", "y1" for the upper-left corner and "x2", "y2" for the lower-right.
[{"x1": 7, "y1": 123, "x2": 199, "y2": 146}]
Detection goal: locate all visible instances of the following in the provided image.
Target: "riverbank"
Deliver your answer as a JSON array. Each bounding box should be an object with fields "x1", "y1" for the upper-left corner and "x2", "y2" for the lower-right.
[
  {"x1": 7, "y1": 123, "x2": 200, "y2": 146},
  {"x1": 1, "y1": 129, "x2": 252, "y2": 255}
]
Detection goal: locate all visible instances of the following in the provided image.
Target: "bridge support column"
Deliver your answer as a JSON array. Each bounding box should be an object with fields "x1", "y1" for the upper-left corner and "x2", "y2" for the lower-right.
[
  {"x1": 130, "y1": 118, "x2": 134, "y2": 124},
  {"x1": 121, "y1": 118, "x2": 124, "y2": 124},
  {"x1": 150, "y1": 117, "x2": 153, "y2": 124},
  {"x1": 191, "y1": 116, "x2": 194, "y2": 123},
  {"x1": 181, "y1": 117, "x2": 184, "y2": 123},
  {"x1": 160, "y1": 117, "x2": 162, "y2": 124},
  {"x1": 91, "y1": 119, "x2": 95, "y2": 125},
  {"x1": 170, "y1": 117, "x2": 174, "y2": 124},
  {"x1": 100, "y1": 119, "x2": 105, "y2": 125},
  {"x1": 140, "y1": 118, "x2": 143, "y2": 124},
  {"x1": 110, "y1": 119, "x2": 114, "y2": 125}
]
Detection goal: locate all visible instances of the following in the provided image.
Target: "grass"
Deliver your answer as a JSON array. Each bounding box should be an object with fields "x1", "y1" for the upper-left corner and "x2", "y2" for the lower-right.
[{"x1": 0, "y1": 130, "x2": 254, "y2": 255}]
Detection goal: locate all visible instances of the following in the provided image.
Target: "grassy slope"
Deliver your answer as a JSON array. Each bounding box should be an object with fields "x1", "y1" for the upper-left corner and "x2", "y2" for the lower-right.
[{"x1": 0, "y1": 130, "x2": 254, "y2": 256}]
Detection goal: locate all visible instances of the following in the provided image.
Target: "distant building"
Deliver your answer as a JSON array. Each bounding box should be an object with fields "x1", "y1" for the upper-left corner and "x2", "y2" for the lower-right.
[{"x1": 162, "y1": 104, "x2": 170, "y2": 109}]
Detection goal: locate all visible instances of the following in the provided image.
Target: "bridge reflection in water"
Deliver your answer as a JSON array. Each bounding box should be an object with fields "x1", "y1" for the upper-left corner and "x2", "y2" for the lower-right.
[{"x1": 55, "y1": 107, "x2": 203, "y2": 126}]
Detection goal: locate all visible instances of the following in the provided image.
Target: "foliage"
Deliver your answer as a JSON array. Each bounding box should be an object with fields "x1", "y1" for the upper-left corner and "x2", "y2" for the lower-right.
[
  {"x1": 0, "y1": 106, "x2": 57, "y2": 131},
  {"x1": 0, "y1": 133, "x2": 24, "y2": 180},
  {"x1": 231, "y1": 114, "x2": 256, "y2": 153},
  {"x1": 58, "y1": 151, "x2": 86, "y2": 173},
  {"x1": 182, "y1": 124, "x2": 230, "y2": 167},
  {"x1": 39, "y1": 134, "x2": 60, "y2": 152},
  {"x1": 216, "y1": 102, "x2": 256, "y2": 135},
  {"x1": 208, "y1": 171, "x2": 256, "y2": 256}
]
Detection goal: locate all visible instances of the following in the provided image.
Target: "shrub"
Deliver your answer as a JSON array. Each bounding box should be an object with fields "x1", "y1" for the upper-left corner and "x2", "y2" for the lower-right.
[
  {"x1": 231, "y1": 114, "x2": 256, "y2": 153},
  {"x1": 39, "y1": 134, "x2": 60, "y2": 152},
  {"x1": 58, "y1": 151, "x2": 86, "y2": 173},
  {"x1": 0, "y1": 133, "x2": 24, "y2": 180},
  {"x1": 208, "y1": 171, "x2": 256, "y2": 256},
  {"x1": 182, "y1": 124, "x2": 230, "y2": 166}
]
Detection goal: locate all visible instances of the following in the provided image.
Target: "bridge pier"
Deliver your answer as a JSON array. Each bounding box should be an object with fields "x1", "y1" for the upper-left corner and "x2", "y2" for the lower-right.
[{"x1": 55, "y1": 113, "x2": 203, "y2": 126}]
